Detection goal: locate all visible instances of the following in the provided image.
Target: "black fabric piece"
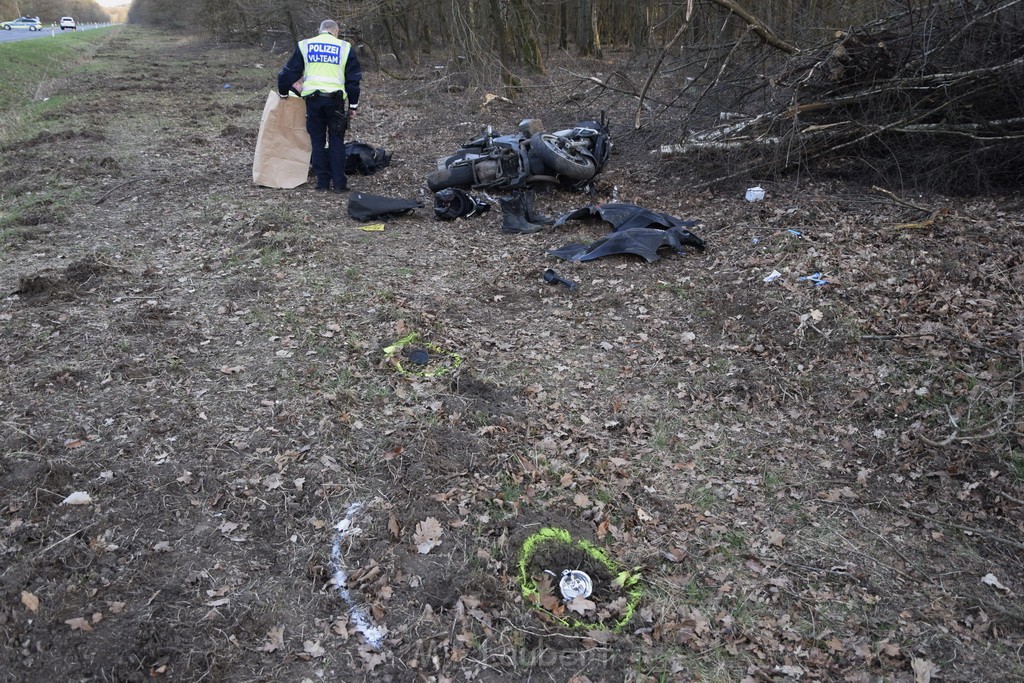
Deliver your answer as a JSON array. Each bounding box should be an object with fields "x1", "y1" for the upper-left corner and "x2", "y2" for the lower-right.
[
  {"x1": 553, "y1": 203, "x2": 698, "y2": 232},
  {"x1": 344, "y1": 141, "x2": 393, "y2": 176},
  {"x1": 434, "y1": 188, "x2": 490, "y2": 220},
  {"x1": 347, "y1": 192, "x2": 423, "y2": 221},
  {"x1": 549, "y1": 225, "x2": 705, "y2": 263}
]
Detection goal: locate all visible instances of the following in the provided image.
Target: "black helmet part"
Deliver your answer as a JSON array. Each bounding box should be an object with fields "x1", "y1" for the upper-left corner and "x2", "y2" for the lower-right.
[{"x1": 434, "y1": 188, "x2": 490, "y2": 221}]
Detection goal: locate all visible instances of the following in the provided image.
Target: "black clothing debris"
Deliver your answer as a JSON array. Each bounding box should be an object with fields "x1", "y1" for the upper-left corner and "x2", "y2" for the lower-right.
[
  {"x1": 345, "y1": 142, "x2": 392, "y2": 176},
  {"x1": 347, "y1": 192, "x2": 423, "y2": 221},
  {"x1": 548, "y1": 225, "x2": 705, "y2": 263},
  {"x1": 554, "y1": 203, "x2": 697, "y2": 232}
]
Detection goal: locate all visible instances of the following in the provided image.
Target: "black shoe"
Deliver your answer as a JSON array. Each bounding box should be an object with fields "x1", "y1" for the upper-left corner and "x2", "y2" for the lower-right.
[
  {"x1": 521, "y1": 190, "x2": 554, "y2": 224},
  {"x1": 332, "y1": 186, "x2": 349, "y2": 194},
  {"x1": 314, "y1": 184, "x2": 330, "y2": 192},
  {"x1": 499, "y1": 194, "x2": 544, "y2": 234}
]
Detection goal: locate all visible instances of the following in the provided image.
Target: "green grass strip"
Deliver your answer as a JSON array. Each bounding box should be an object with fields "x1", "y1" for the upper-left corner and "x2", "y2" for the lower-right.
[{"x1": 0, "y1": 27, "x2": 116, "y2": 113}]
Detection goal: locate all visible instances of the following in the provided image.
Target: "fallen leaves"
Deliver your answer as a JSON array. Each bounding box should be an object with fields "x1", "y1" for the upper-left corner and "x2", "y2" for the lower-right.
[
  {"x1": 3, "y1": 34, "x2": 1020, "y2": 683},
  {"x1": 261, "y1": 625, "x2": 285, "y2": 652},
  {"x1": 413, "y1": 517, "x2": 443, "y2": 554},
  {"x1": 981, "y1": 573, "x2": 1010, "y2": 593},
  {"x1": 566, "y1": 596, "x2": 596, "y2": 615},
  {"x1": 302, "y1": 639, "x2": 325, "y2": 658},
  {"x1": 20, "y1": 591, "x2": 39, "y2": 613},
  {"x1": 218, "y1": 520, "x2": 247, "y2": 542},
  {"x1": 65, "y1": 617, "x2": 93, "y2": 632},
  {"x1": 912, "y1": 657, "x2": 940, "y2": 683},
  {"x1": 88, "y1": 528, "x2": 118, "y2": 557},
  {"x1": 662, "y1": 546, "x2": 688, "y2": 563},
  {"x1": 387, "y1": 512, "x2": 400, "y2": 539},
  {"x1": 359, "y1": 644, "x2": 385, "y2": 671}
]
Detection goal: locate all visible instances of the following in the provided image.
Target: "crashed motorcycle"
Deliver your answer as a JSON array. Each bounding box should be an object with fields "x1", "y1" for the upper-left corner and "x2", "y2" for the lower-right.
[{"x1": 426, "y1": 117, "x2": 610, "y2": 192}]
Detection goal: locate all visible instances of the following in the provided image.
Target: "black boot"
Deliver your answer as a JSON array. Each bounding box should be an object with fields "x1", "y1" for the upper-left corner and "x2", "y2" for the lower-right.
[
  {"x1": 520, "y1": 189, "x2": 554, "y2": 225},
  {"x1": 499, "y1": 194, "x2": 544, "y2": 234}
]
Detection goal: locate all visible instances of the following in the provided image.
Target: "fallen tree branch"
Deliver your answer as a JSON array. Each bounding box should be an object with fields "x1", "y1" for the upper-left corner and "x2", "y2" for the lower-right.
[
  {"x1": 708, "y1": 0, "x2": 797, "y2": 54},
  {"x1": 563, "y1": 70, "x2": 642, "y2": 102},
  {"x1": 663, "y1": 1, "x2": 1024, "y2": 191},
  {"x1": 870, "y1": 186, "x2": 933, "y2": 213},
  {"x1": 893, "y1": 209, "x2": 947, "y2": 230},
  {"x1": 989, "y1": 486, "x2": 1024, "y2": 507},
  {"x1": 95, "y1": 174, "x2": 168, "y2": 206},
  {"x1": 899, "y1": 508, "x2": 1024, "y2": 554}
]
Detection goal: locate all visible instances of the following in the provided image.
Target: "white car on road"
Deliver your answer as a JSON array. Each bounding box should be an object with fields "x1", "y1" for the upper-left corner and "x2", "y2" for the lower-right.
[{"x1": 60, "y1": 17, "x2": 77, "y2": 30}]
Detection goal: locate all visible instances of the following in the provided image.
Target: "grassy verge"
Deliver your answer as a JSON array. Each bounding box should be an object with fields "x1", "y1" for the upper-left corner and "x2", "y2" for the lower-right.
[{"x1": 0, "y1": 27, "x2": 119, "y2": 136}]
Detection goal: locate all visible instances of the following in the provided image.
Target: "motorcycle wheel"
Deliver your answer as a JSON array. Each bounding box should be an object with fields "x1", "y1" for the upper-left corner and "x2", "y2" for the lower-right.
[
  {"x1": 529, "y1": 133, "x2": 596, "y2": 181},
  {"x1": 426, "y1": 164, "x2": 474, "y2": 192}
]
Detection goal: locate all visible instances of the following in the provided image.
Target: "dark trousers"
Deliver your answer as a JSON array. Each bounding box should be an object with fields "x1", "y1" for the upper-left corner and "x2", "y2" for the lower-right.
[{"x1": 305, "y1": 95, "x2": 347, "y2": 190}]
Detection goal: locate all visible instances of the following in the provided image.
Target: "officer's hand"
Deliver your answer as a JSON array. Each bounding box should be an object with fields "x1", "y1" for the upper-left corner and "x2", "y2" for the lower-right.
[{"x1": 348, "y1": 107, "x2": 358, "y2": 119}]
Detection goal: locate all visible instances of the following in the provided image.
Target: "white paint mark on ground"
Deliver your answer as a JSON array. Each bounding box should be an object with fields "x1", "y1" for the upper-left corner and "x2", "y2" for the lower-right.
[{"x1": 331, "y1": 501, "x2": 387, "y2": 649}]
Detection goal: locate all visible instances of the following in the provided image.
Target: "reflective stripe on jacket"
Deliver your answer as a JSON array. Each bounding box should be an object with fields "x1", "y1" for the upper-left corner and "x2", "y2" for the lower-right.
[{"x1": 299, "y1": 33, "x2": 352, "y2": 98}]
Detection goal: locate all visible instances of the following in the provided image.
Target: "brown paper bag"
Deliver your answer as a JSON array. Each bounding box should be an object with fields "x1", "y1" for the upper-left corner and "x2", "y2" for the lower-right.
[{"x1": 253, "y1": 91, "x2": 311, "y2": 188}]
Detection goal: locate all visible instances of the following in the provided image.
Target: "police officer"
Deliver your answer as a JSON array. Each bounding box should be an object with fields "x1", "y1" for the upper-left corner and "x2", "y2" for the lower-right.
[{"x1": 278, "y1": 20, "x2": 362, "y2": 193}]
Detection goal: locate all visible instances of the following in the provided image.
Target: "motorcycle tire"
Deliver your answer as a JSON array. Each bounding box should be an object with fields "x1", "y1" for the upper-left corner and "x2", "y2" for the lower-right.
[
  {"x1": 529, "y1": 133, "x2": 597, "y2": 181},
  {"x1": 426, "y1": 164, "x2": 475, "y2": 192}
]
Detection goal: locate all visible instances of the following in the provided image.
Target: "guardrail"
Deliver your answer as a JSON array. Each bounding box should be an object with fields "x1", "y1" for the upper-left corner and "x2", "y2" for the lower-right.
[{"x1": 46, "y1": 22, "x2": 118, "y2": 36}]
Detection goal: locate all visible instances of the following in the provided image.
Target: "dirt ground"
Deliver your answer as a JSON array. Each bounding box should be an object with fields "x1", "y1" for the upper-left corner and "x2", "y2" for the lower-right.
[{"x1": 1, "y1": 28, "x2": 1023, "y2": 682}]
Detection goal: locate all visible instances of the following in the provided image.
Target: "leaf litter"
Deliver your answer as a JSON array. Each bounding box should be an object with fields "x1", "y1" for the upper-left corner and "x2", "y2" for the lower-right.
[{"x1": 0, "y1": 27, "x2": 1020, "y2": 683}]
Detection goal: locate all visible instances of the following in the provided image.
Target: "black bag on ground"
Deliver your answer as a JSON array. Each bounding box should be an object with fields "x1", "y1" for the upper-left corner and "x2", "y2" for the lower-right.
[
  {"x1": 345, "y1": 142, "x2": 393, "y2": 176},
  {"x1": 347, "y1": 192, "x2": 423, "y2": 221}
]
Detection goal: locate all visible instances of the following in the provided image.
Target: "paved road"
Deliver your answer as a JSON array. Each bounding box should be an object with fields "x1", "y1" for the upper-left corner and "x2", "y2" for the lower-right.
[{"x1": 0, "y1": 23, "x2": 116, "y2": 44}]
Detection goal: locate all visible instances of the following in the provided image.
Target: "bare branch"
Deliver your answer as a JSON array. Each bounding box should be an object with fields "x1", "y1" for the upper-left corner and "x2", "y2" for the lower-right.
[{"x1": 708, "y1": 0, "x2": 797, "y2": 54}]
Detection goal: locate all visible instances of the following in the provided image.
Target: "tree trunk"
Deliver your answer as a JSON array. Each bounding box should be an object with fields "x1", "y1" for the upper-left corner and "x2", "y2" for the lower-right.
[
  {"x1": 576, "y1": 0, "x2": 601, "y2": 58},
  {"x1": 559, "y1": 0, "x2": 568, "y2": 50},
  {"x1": 508, "y1": 0, "x2": 544, "y2": 71},
  {"x1": 381, "y1": 17, "x2": 405, "y2": 67},
  {"x1": 486, "y1": 0, "x2": 510, "y2": 67}
]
